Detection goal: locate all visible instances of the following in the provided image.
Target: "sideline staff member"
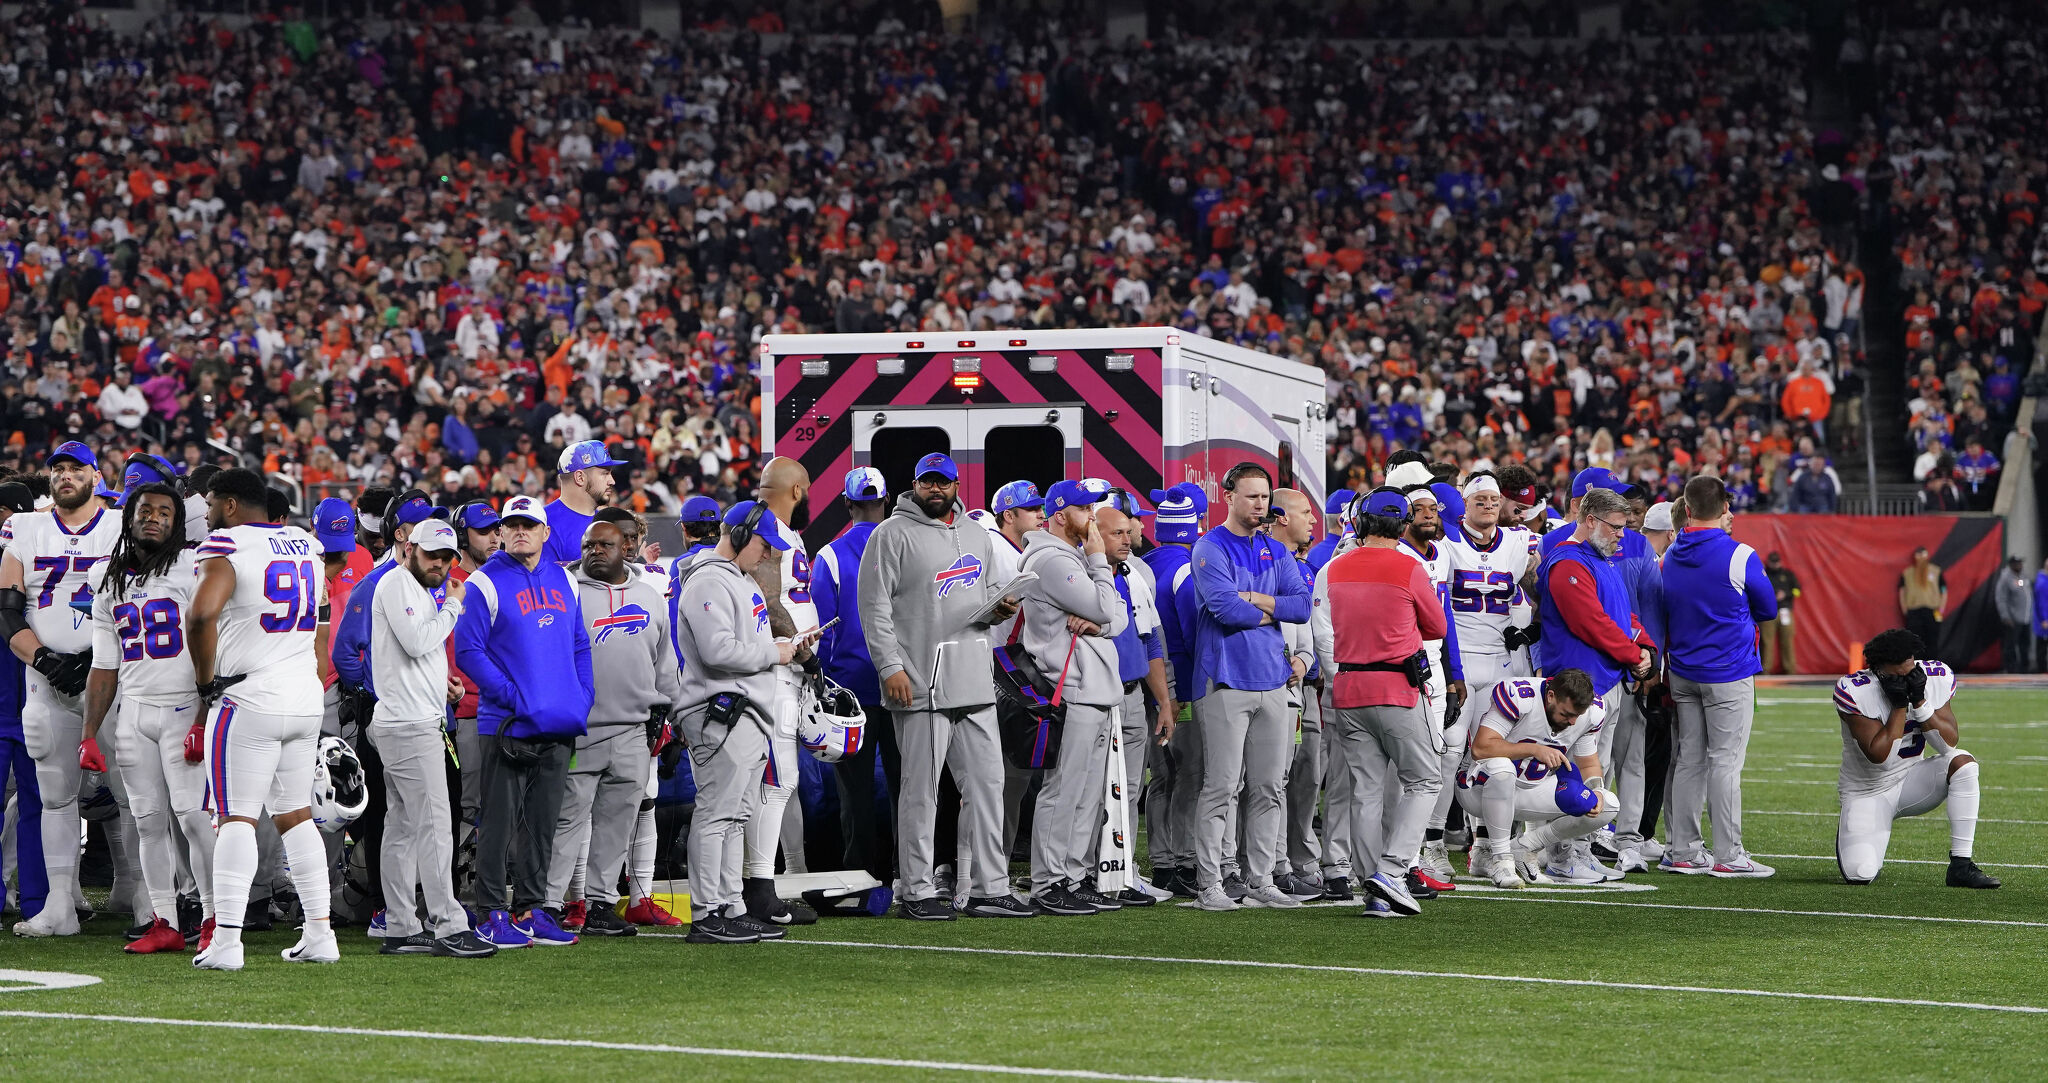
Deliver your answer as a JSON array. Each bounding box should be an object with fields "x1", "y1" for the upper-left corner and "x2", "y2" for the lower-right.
[{"x1": 671, "y1": 501, "x2": 800, "y2": 944}]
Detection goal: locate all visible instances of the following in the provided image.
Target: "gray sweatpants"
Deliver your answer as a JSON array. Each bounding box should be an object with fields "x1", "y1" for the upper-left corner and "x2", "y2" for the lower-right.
[
  {"x1": 1193, "y1": 686, "x2": 1291, "y2": 891},
  {"x1": 680, "y1": 706, "x2": 769, "y2": 920},
  {"x1": 370, "y1": 719, "x2": 467, "y2": 938},
  {"x1": 547, "y1": 724, "x2": 650, "y2": 906},
  {"x1": 1330, "y1": 701, "x2": 1442, "y2": 880},
  {"x1": 1608, "y1": 692, "x2": 1650, "y2": 838},
  {"x1": 1029, "y1": 703, "x2": 1113, "y2": 895},
  {"x1": 1283, "y1": 693, "x2": 1324, "y2": 877},
  {"x1": 897, "y1": 706, "x2": 1008, "y2": 901},
  {"x1": 1143, "y1": 705, "x2": 1180, "y2": 871},
  {"x1": 1668, "y1": 675, "x2": 1755, "y2": 864}
]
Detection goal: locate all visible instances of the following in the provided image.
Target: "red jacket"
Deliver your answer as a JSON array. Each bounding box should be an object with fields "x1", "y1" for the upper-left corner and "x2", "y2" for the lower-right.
[{"x1": 1319, "y1": 544, "x2": 1446, "y2": 709}]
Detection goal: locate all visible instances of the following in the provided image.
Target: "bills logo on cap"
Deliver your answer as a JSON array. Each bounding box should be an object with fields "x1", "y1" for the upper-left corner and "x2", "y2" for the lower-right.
[
  {"x1": 593, "y1": 603, "x2": 652, "y2": 643},
  {"x1": 751, "y1": 593, "x2": 769, "y2": 630},
  {"x1": 933, "y1": 553, "x2": 983, "y2": 598},
  {"x1": 328, "y1": 515, "x2": 350, "y2": 533}
]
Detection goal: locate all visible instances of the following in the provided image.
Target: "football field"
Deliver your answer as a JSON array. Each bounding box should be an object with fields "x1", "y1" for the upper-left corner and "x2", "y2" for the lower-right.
[{"x1": 4, "y1": 685, "x2": 2046, "y2": 1081}]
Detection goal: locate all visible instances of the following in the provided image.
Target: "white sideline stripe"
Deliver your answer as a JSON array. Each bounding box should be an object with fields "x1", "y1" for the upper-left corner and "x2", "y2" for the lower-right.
[
  {"x1": 1753, "y1": 852, "x2": 2048, "y2": 871},
  {"x1": 1442, "y1": 893, "x2": 2048, "y2": 930},
  {"x1": 0, "y1": 1011, "x2": 1245, "y2": 1083},
  {"x1": 1747, "y1": 778, "x2": 2048, "y2": 793},
  {"x1": 1751, "y1": 809, "x2": 2048, "y2": 825},
  {"x1": 633, "y1": 938, "x2": 2048, "y2": 1015}
]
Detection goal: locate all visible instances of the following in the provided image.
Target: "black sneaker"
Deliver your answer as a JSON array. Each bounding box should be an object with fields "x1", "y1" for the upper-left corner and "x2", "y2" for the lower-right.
[
  {"x1": 684, "y1": 913, "x2": 763, "y2": 944},
  {"x1": 1221, "y1": 873, "x2": 1249, "y2": 902},
  {"x1": 432, "y1": 930, "x2": 498, "y2": 958},
  {"x1": 124, "y1": 920, "x2": 154, "y2": 942},
  {"x1": 782, "y1": 895, "x2": 818, "y2": 926},
  {"x1": 900, "y1": 896, "x2": 957, "y2": 921},
  {"x1": 1322, "y1": 875, "x2": 1354, "y2": 901},
  {"x1": 1032, "y1": 885, "x2": 1098, "y2": 916},
  {"x1": 1947, "y1": 857, "x2": 2002, "y2": 889},
  {"x1": 178, "y1": 894, "x2": 203, "y2": 944},
  {"x1": 1403, "y1": 869, "x2": 1440, "y2": 901},
  {"x1": 580, "y1": 901, "x2": 638, "y2": 936},
  {"x1": 1115, "y1": 888, "x2": 1157, "y2": 907},
  {"x1": 730, "y1": 913, "x2": 788, "y2": 940},
  {"x1": 961, "y1": 895, "x2": 1037, "y2": 918},
  {"x1": 1169, "y1": 867, "x2": 1200, "y2": 899},
  {"x1": 742, "y1": 877, "x2": 796, "y2": 925},
  {"x1": 242, "y1": 898, "x2": 274, "y2": 932},
  {"x1": 1069, "y1": 884, "x2": 1121, "y2": 911},
  {"x1": 380, "y1": 933, "x2": 437, "y2": 955}
]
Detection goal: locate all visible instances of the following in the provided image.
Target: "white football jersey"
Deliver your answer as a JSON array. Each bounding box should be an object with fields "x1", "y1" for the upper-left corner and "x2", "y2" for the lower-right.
[
  {"x1": 4, "y1": 506, "x2": 122, "y2": 654},
  {"x1": 772, "y1": 517, "x2": 819, "y2": 635},
  {"x1": 194, "y1": 523, "x2": 325, "y2": 716},
  {"x1": 1397, "y1": 537, "x2": 1451, "y2": 672},
  {"x1": 91, "y1": 550, "x2": 202, "y2": 707},
  {"x1": 636, "y1": 560, "x2": 670, "y2": 598},
  {"x1": 1834, "y1": 661, "x2": 1960, "y2": 795},
  {"x1": 1467, "y1": 676, "x2": 1606, "y2": 785},
  {"x1": 1444, "y1": 524, "x2": 1532, "y2": 658}
]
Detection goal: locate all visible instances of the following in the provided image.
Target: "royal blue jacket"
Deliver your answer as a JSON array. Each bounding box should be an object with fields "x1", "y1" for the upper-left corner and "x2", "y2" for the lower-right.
[
  {"x1": 0, "y1": 651, "x2": 23, "y2": 735},
  {"x1": 2035, "y1": 570, "x2": 2048, "y2": 637},
  {"x1": 1538, "y1": 541, "x2": 1636, "y2": 697},
  {"x1": 541, "y1": 499, "x2": 595, "y2": 567},
  {"x1": 333, "y1": 561, "x2": 401, "y2": 693},
  {"x1": 1304, "y1": 531, "x2": 1343, "y2": 574},
  {"x1": 1620, "y1": 545, "x2": 1668, "y2": 656},
  {"x1": 1537, "y1": 524, "x2": 1647, "y2": 672},
  {"x1": 1142, "y1": 543, "x2": 1200, "y2": 702},
  {"x1": 1190, "y1": 526, "x2": 1311, "y2": 696},
  {"x1": 667, "y1": 542, "x2": 717, "y2": 676},
  {"x1": 1661, "y1": 528, "x2": 1776, "y2": 683},
  {"x1": 1112, "y1": 574, "x2": 1163, "y2": 685},
  {"x1": 453, "y1": 551, "x2": 595, "y2": 739},
  {"x1": 814, "y1": 522, "x2": 881, "y2": 706}
]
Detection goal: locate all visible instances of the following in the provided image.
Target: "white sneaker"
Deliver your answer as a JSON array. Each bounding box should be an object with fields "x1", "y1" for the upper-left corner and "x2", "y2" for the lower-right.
[
  {"x1": 1417, "y1": 839, "x2": 1456, "y2": 881},
  {"x1": 1486, "y1": 849, "x2": 1525, "y2": 889},
  {"x1": 12, "y1": 903, "x2": 81, "y2": 938},
  {"x1": 1659, "y1": 852, "x2": 1712, "y2": 875},
  {"x1": 1361, "y1": 896, "x2": 1405, "y2": 918},
  {"x1": 195, "y1": 939, "x2": 244, "y2": 971},
  {"x1": 1243, "y1": 883, "x2": 1303, "y2": 909},
  {"x1": 1365, "y1": 871, "x2": 1421, "y2": 916},
  {"x1": 1467, "y1": 845, "x2": 1491, "y2": 878},
  {"x1": 282, "y1": 928, "x2": 341, "y2": 963},
  {"x1": 1545, "y1": 847, "x2": 1603, "y2": 885},
  {"x1": 1709, "y1": 853, "x2": 1776, "y2": 879},
  {"x1": 1570, "y1": 838, "x2": 1624, "y2": 882},
  {"x1": 1134, "y1": 876, "x2": 1175, "y2": 902},
  {"x1": 1616, "y1": 846, "x2": 1650, "y2": 874},
  {"x1": 1639, "y1": 837, "x2": 1667, "y2": 861},
  {"x1": 1511, "y1": 838, "x2": 1555, "y2": 884},
  {"x1": 1193, "y1": 885, "x2": 1240, "y2": 912}
]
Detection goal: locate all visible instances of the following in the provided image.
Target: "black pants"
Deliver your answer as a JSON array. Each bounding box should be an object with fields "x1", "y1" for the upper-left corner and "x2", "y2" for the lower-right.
[
  {"x1": 353, "y1": 728, "x2": 390, "y2": 911},
  {"x1": 474, "y1": 733, "x2": 573, "y2": 915},
  {"x1": 833, "y1": 705, "x2": 902, "y2": 882},
  {"x1": 1639, "y1": 699, "x2": 1674, "y2": 841},
  {"x1": 2004, "y1": 623, "x2": 2035, "y2": 674},
  {"x1": 1905, "y1": 608, "x2": 1941, "y2": 660}
]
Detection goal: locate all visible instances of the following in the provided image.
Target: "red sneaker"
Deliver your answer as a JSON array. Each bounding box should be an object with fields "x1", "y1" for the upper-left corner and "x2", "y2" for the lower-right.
[
  {"x1": 623, "y1": 897, "x2": 683, "y2": 927},
  {"x1": 124, "y1": 917, "x2": 188, "y2": 954},
  {"x1": 198, "y1": 917, "x2": 216, "y2": 952},
  {"x1": 563, "y1": 899, "x2": 588, "y2": 932},
  {"x1": 1410, "y1": 867, "x2": 1457, "y2": 893}
]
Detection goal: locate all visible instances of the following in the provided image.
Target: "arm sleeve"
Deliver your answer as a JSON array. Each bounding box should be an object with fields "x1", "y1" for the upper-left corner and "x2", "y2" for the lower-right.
[
  {"x1": 1269, "y1": 547, "x2": 1312, "y2": 625},
  {"x1": 812, "y1": 546, "x2": 840, "y2": 637},
  {"x1": 1191, "y1": 537, "x2": 1265, "y2": 630},
  {"x1": 857, "y1": 532, "x2": 905, "y2": 679},
  {"x1": 1742, "y1": 551, "x2": 1778, "y2": 624},
  {"x1": 91, "y1": 587, "x2": 120, "y2": 671},
  {"x1": 682, "y1": 577, "x2": 780, "y2": 673},
  {"x1": 1144, "y1": 625, "x2": 1164, "y2": 661},
  {"x1": 452, "y1": 574, "x2": 515, "y2": 709},
  {"x1": 1091, "y1": 558, "x2": 1127, "y2": 634},
  {"x1": 377, "y1": 578, "x2": 462, "y2": 659},
  {"x1": 1412, "y1": 562, "x2": 1448, "y2": 640},
  {"x1": 1548, "y1": 555, "x2": 1639, "y2": 667},
  {"x1": 1439, "y1": 585, "x2": 1464, "y2": 681},
  {"x1": 333, "y1": 577, "x2": 374, "y2": 686},
  {"x1": 1037, "y1": 551, "x2": 1119, "y2": 626},
  {"x1": 649, "y1": 592, "x2": 682, "y2": 704}
]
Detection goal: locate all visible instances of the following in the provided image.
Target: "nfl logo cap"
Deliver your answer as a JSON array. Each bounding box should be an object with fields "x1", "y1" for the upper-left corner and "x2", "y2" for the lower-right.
[
  {"x1": 313, "y1": 497, "x2": 357, "y2": 554},
  {"x1": 914, "y1": 453, "x2": 959, "y2": 481},
  {"x1": 990, "y1": 480, "x2": 1044, "y2": 515},
  {"x1": 1044, "y1": 479, "x2": 1110, "y2": 515},
  {"x1": 1359, "y1": 487, "x2": 1410, "y2": 520},
  {"x1": 559, "y1": 439, "x2": 625, "y2": 473},
  {"x1": 46, "y1": 441, "x2": 96, "y2": 469},
  {"x1": 723, "y1": 500, "x2": 791, "y2": 550},
  {"x1": 1324, "y1": 490, "x2": 1356, "y2": 515},
  {"x1": 1570, "y1": 467, "x2": 1630, "y2": 499},
  {"x1": 843, "y1": 466, "x2": 888, "y2": 502}
]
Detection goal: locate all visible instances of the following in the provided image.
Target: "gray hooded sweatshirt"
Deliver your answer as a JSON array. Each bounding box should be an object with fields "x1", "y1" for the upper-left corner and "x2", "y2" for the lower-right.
[
  {"x1": 575, "y1": 563, "x2": 682, "y2": 727},
  {"x1": 1017, "y1": 529, "x2": 1127, "y2": 708},
  {"x1": 671, "y1": 556, "x2": 781, "y2": 712},
  {"x1": 859, "y1": 492, "x2": 1002, "y2": 712}
]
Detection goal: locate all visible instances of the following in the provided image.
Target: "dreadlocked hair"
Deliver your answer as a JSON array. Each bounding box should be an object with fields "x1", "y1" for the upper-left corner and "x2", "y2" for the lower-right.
[{"x1": 105, "y1": 482, "x2": 187, "y2": 602}]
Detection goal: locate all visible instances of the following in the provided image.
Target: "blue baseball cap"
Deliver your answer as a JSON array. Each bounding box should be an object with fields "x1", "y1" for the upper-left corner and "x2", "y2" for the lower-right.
[
  {"x1": 393, "y1": 492, "x2": 439, "y2": 526},
  {"x1": 1149, "y1": 482, "x2": 1208, "y2": 543},
  {"x1": 456, "y1": 502, "x2": 500, "y2": 533},
  {"x1": 313, "y1": 497, "x2": 358, "y2": 554},
  {"x1": 990, "y1": 480, "x2": 1044, "y2": 516},
  {"x1": 1570, "y1": 467, "x2": 1630, "y2": 500},
  {"x1": 47, "y1": 441, "x2": 96, "y2": 469},
  {"x1": 723, "y1": 500, "x2": 792, "y2": 550},
  {"x1": 1324, "y1": 490, "x2": 1357, "y2": 515},
  {"x1": 558, "y1": 439, "x2": 625, "y2": 474},
  {"x1": 121, "y1": 453, "x2": 178, "y2": 494},
  {"x1": 1044, "y1": 478, "x2": 1110, "y2": 516},
  {"x1": 913, "y1": 453, "x2": 958, "y2": 482},
  {"x1": 1430, "y1": 481, "x2": 1465, "y2": 525},
  {"x1": 93, "y1": 478, "x2": 118, "y2": 502},
  {"x1": 843, "y1": 466, "x2": 888, "y2": 502},
  {"x1": 679, "y1": 495, "x2": 723, "y2": 523},
  {"x1": 1553, "y1": 759, "x2": 1600, "y2": 817},
  {"x1": 1358, "y1": 487, "x2": 1410, "y2": 520},
  {"x1": 1110, "y1": 490, "x2": 1153, "y2": 519}
]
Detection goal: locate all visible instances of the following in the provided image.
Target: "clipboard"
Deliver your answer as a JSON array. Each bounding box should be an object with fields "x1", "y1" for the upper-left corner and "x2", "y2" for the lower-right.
[{"x1": 969, "y1": 571, "x2": 1038, "y2": 626}]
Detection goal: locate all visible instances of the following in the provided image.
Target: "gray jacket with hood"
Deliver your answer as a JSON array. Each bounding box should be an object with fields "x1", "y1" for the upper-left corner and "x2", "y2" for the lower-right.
[
  {"x1": 1017, "y1": 529, "x2": 1127, "y2": 708},
  {"x1": 574, "y1": 562, "x2": 682, "y2": 727},
  {"x1": 859, "y1": 492, "x2": 1003, "y2": 712}
]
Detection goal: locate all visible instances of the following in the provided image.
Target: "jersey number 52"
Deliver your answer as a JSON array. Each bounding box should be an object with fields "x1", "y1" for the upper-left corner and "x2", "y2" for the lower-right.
[{"x1": 1450, "y1": 569, "x2": 1514, "y2": 614}]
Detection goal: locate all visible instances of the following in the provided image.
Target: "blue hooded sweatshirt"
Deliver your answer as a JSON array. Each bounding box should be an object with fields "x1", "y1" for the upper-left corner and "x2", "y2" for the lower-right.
[
  {"x1": 1189, "y1": 526, "x2": 1311, "y2": 696},
  {"x1": 453, "y1": 550, "x2": 595, "y2": 738},
  {"x1": 1661, "y1": 527, "x2": 1776, "y2": 684},
  {"x1": 814, "y1": 521, "x2": 881, "y2": 706}
]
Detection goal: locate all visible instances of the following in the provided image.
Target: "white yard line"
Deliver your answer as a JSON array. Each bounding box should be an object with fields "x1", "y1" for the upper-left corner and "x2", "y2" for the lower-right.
[
  {"x1": 1440, "y1": 893, "x2": 2048, "y2": 930},
  {"x1": 0, "y1": 1011, "x2": 1246, "y2": 1083},
  {"x1": 1747, "y1": 778, "x2": 2048, "y2": 793},
  {"x1": 1750, "y1": 809, "x2": 2048, "y2": 825},
  {"x1": 624, "y1": 938, "x2": 2048, "y2": 1016},
  {"x1": 1752, "y1": 853, "x2": 2048, "y2": 871}
]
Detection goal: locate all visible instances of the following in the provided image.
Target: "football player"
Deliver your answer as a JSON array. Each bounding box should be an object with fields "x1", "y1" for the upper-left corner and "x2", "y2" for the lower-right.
[
  {"x1": 188, "y1": 468, "x2": 336, "y2": 970},
  {"x1": 2, "y1": 442, "x2": 124, "y2": 937},
  {"x1": 1455, "y1": 669, "x2": 1615, "y2": 887},
  {"x1": 1834, "y1": 629, "x2": 1999, "y2": 889},
  {"x1": 80, "y1": 483, "x2": 215, "y2": 953}
]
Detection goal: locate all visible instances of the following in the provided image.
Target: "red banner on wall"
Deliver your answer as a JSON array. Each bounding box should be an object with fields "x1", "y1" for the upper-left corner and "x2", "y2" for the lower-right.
[{"x1": 1730, "y1": 515, "x2": 2005, "y2": 675}]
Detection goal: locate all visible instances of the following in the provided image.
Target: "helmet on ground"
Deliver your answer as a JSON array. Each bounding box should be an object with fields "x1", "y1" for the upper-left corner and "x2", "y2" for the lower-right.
[
  {"x1": 798, "y1": 676, "x2": 866, "y2": 763},
  {"x1": 311, "y1": 736, "x2": 370, "y2": 833}
]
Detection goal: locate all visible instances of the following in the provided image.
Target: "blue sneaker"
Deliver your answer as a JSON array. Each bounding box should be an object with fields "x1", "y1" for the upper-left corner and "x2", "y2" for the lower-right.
[
  {"x1": 476, "y1": 909, "x2": 531, "y2": 950},
  {"x1": 364, "y1": 908, "x2": 387, "y2": 939},
  {"x1": 516, "y1": 908, "x2": 578, "y2": 946},
  {"x1": 1362, "y1": 896, "x2": 1402, "y2": 918},
  {"x1": 1365, "y1": 871, "x2": 1421, "y2": 916}
]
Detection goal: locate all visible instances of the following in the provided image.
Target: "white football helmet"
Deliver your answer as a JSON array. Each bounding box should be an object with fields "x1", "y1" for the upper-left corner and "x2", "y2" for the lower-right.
[
  {"x1": 311, "y1": 736, "x2": 370, "y2": 833},
  {"x1": 798, "y1": 676, "x2": 866, "y2": 763}
]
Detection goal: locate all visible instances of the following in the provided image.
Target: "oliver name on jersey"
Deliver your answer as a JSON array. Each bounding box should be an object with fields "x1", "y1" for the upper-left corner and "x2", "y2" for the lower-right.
[{"x1": 195, "y1": 523, "x2": 326, "y2": 714}]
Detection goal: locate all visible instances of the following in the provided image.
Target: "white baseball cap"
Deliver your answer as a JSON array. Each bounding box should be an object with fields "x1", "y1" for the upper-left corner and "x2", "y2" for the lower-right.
[
  {"x1": 1643, "y1": 502, "x2": 1676, "y2": 532},
  {"x1": 412, "y1": 519, "x2": 459, "y2": 553},
  {"x1": 499, "y1": 495, "x2": 546, "y2": 525}
]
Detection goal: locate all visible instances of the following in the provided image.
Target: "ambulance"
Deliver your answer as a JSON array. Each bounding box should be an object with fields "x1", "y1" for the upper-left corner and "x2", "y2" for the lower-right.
[{"x1": 759, "y1": 326, "x2": 1329, "y2": 548}]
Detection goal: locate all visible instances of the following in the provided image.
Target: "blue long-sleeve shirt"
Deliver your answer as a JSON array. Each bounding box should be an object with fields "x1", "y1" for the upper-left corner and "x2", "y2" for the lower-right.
[
  {"x1": 1112, "y1": 574, "x2": 1160, "y2": 684},
  {"x1": 1190, "y1": 526, "x2": 1311, "y2": 695},
  {"x1": 333, "y1": 561, "x2": 400, "y2": 693},
  {"x1": 2036, "y1": 570, "x2": 2048, "y2": 637},
  {"x1": 1661, "y1": 527, "x2": 1776, "y2": 683},
  {"x1": 1142, "y1": 543, "x2": 1200, "y2": 702},
  {"x1": 814, "y1": 522, "x2": 881, "y2": 706},
  {"x1": 453, "y1": 551, "x2": 595, "y2": 738}
]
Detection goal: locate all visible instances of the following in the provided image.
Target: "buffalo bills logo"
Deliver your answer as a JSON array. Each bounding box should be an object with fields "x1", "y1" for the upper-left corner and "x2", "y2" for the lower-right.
[
  {"x1": 933, "y1": 553, "x2": 983, "y2": 598},
  {"x1": 537, "y1": 614, "x2": 555, "y2": 628},
  {"x1": 592, "y1": 603, "x2": 651, "y2": 643},
  {"x1": 750, "y1": 593, "x2": 769, "y2": 630}
]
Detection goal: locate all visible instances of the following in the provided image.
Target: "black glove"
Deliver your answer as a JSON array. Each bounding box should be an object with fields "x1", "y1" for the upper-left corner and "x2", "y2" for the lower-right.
[
  {"x1": 1903, "y1": 664, "x2": 1928, "y2": 706},
  {"x1": 657, "y1": 740, "x2": 684, "y2": 780},
  {"x1": 1877, "y1": 671, "x2": 1914, "y2": 709},
  {"x1": 33, "y1": 647, "x2": 90, "y2": 697},
  {"x1": 1503, "y1": 624, "x2": 1540, "y2": 652},
  {"x1": 198, "y1": 673, "x2": 248, "y2": 706},
  {"x1": 645, "y1": 703, "x2": 671, "y2": 750}
]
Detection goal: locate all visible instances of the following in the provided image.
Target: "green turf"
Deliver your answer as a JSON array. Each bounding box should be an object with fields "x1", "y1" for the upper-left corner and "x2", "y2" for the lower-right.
[{"x1": 4, "y1": 686, "x2": 2047, "y2": 1081}]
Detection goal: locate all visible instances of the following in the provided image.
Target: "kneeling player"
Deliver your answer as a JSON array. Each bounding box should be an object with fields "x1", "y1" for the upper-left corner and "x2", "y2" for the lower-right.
[
  {"x1": 1455, "y1": 669, "x2": 1616, "y2": 887},
  {"x1": 1834, "y1": 629, "x2": 1999, "y2": 889}
]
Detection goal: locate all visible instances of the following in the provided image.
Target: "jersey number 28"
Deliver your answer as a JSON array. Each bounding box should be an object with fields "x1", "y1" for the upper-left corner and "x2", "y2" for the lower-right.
[{"x1": 114, "y1": 599, "x2": 184, "y2": 661}]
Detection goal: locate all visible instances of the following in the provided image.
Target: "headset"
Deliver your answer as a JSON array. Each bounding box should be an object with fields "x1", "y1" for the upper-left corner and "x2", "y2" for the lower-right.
[
  {"x1": 726, "y1": 500, "x2": 768, "y2": 553},
  {"x1": 453, "y1": 500, "x2": 497, "y2": 552},
  {"x1": 1350, "y1": 485, "x2": 1413, "y2": 538}
]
